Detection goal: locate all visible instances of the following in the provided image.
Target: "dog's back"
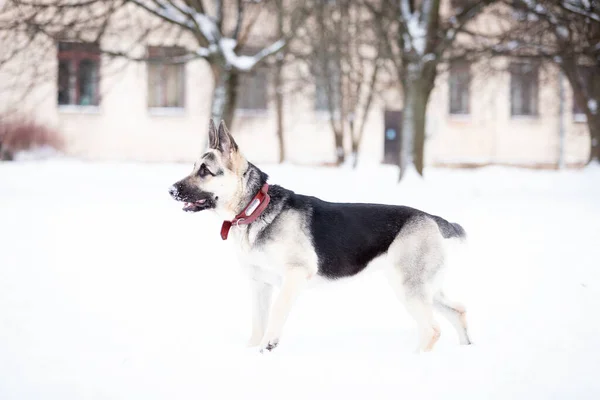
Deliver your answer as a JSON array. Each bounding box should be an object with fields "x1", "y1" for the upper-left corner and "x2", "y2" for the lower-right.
[{"x1": 261, "y1": 185, "x2": 465, "y2": 281}]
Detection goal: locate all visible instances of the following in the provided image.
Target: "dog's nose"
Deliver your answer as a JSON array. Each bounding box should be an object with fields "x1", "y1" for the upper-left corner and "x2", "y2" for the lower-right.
[{"x1": 168, "y1": 185, "x2": 178, "y2": 197}]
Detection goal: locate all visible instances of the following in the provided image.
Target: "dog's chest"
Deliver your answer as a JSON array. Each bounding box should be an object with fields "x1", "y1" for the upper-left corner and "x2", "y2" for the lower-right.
[
  {"x1": 230, "y1": 223, "x2": 314, "y2": 275},
  {"x1": 230, "y1": 227, "x2": 285, "y2": 273},
  {"x1": 228, "y1": 212, "x2": 319, "y2": 281}
]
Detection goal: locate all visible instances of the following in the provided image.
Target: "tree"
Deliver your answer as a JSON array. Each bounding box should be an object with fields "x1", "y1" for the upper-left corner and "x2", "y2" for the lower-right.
[
  {"x1": 366, "y1": 0, "x2": 495, "y2": 180},
  {"x1": 273, "y1": 0, "x2": 286, "y2": 163},
  {"x1": 3, "y1": 0, "x2": 307, "y2": 131},
  {"x1": 295, "y1": 0, "x2": 385, "y2": 166},
  {"x1": 493, "y1": 0, "x2": 600, "y2": 164}
]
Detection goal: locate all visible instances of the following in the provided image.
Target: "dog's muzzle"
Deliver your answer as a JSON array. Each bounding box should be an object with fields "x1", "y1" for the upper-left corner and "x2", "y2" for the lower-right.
[{"x1": 169, "y1": 184, "x2": 214, "y2": 213}]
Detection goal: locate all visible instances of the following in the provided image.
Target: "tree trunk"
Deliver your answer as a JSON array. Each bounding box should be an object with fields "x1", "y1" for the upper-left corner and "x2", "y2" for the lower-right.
[
  {"x1": 412, "y1": 91, "x2": 428, "y2": 176},
  {"x1": 274, "y1": 57, "x2": 286, "y2": 163},
  {"x1": 0, "y1": 144, "x2": 13, "y2": 161},
  {"x1": 587, "y1": 113, "x2": 600, "y2": 163},
  {"x1": 333, "y1": 131, "x2": 345, "y2": 165},
  {"x1": 561, "y1": 62, "x2": 600, "y2": 164},
  {"x1": 398, "y1": 60, "x2": 436, "y2": 181},
  {"x1": 211, "y1": 66, "x2": 238, "y2": 129},
  {"x1": 399, "y1": 80, "x2": 414, "y2": 180},
  {"x1": 399, "y1": 71, "x2": 428, "y2": 180},
  {"x1": 350, "y1": 140, "x2": 359, "y2": 168},
  {"x1": 274, "y1": 0, "x2": 286, "y2": 163}
]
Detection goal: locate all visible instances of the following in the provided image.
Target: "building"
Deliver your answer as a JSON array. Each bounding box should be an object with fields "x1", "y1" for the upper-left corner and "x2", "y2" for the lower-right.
[{"x1": 0, "y1": 1, "x2": 592, "y2": 167}]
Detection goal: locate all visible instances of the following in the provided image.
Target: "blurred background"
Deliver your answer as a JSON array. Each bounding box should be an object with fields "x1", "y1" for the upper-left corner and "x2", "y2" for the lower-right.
[
  {"x1": 1, "y1": 1, "x2": 600, "y2": 399},
  {"x1": 0, "y1": 0, "x2": 598, "y2": 174}
]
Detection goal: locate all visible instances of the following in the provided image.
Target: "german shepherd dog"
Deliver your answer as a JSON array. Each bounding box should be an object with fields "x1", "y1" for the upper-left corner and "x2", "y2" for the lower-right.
[{"x1": 169, "y1": 120, "x2": 472, "y2": 353}]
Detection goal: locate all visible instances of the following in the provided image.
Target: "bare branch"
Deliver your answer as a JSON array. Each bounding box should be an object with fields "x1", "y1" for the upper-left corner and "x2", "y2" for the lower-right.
[{"x1": 127, "y1": 0, "x2": 195, "y2": 30}]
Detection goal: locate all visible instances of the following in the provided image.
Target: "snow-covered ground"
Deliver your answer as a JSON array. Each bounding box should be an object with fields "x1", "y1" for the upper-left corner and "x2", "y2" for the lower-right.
[{"x1": 1, "y1": 160, "x2": 599, "y2": 400}]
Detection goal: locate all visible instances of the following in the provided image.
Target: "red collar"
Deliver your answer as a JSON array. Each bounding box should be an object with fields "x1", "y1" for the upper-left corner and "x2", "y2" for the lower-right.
[{"x1": 221, "y1": 183, "x2": 271, "y2": 240}]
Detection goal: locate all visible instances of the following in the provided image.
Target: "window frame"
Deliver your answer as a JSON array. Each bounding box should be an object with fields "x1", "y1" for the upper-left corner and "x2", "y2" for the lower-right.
[
  {"x1": 236, "y1": 68, "x2": 269, "y2": 114},
  {"x1": 572, "y1": 65, "x2": 597, "y2": 122},
  {"x1": 57, "y1": 42, "x2": 101, "y2": 107},
  {"x1": 314, "y1": 58, "x2": 342, "y2": 115},
  {"x1": 147, "y1": 46, "x2": 186, "y2": 110},
  {"x1": 509, "y1": 61, "x2": 539, "y2": 117},
  {"x1": 448, "y1": 60, "x2": 471, "y2": 116}
]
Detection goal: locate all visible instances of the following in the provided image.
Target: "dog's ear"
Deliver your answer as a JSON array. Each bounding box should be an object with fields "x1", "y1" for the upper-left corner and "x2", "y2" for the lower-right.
[
  {"x1": 216, "y1": 120, "x2": 238, "y2": 154},
  {"x1": 208, "y1": 119, "x2": 219, "y2": 149}
]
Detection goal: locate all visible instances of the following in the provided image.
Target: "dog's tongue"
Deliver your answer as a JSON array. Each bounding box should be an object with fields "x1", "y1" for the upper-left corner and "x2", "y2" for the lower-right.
[
  {"x1": 183, "y1": 202, "x2": 195, "y2": 212},
  {"x1": 182, "y1": 199, "x2": 206, "y2": 212}
]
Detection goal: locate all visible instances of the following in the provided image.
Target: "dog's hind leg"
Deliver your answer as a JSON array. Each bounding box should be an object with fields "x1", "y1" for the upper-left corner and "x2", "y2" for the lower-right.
[
  {"x1": 386, "y1": 218, "x2": 446, "y2": 352},
  {"x1": 406, "y1": 296, "x2": 440, "y2": 352},
  {"x1": 399, "y1": 287, "x2": 441, "y2": 352},
  {"x1": 434, "y1": 292, "x2": 472, "y2": 345},
  {"x1": 387, "y1": 263, "x2": 441, "y2": 352},
  {"x1": 247, "y1": 278, "x2": 273, "y2": 347},
  {"x1": 259, "y1": 268, "x2": 310, "y2": 353}
]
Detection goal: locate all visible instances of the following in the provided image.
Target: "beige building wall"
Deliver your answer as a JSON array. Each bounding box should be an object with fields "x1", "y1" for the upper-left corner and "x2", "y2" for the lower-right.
[
  {"x1": 427, "y1": 60, "x2": 590, "y2": 167},
  {"x1": 56, "y1": 56, "x2": 210, "y2": 162},
  {"x1": 0, "y1": 5, "x2": 591, "y2": 167}
]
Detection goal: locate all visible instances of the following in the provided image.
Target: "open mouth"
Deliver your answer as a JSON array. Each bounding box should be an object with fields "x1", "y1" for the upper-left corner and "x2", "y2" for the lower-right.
[{"x1": 182, "y1": 199, "x2": 211, "y2": 213}]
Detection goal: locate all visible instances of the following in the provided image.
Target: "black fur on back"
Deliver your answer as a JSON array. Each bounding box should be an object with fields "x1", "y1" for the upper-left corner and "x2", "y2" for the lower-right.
[
  {"x1": 308, "y1": 198, "x2": 424, "y2": 278},
  {"x1": 246, "y1": 164, "x2": 466, "y2": 280}
]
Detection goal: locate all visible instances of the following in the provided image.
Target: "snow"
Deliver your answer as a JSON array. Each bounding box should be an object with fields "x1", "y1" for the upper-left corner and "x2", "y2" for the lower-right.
[
  {"x1": 562, "y1": 1, "x2": 600, "y2": 23},
  {"x1": 506, "y1": 40, "x2": 519, "y2": 50},
  {"x1": 406, "y1": 12, "x2": 426, "y2": 54},
  {"x1": 11, "y1": 146, "x2": 63, "y2": 161},
  {"x1": 556, "y1": 25, "x2": 569, "y2": 39},
  {"x1": 220, "y1": 38, "x2": 257, "y2": 71},
  {"x1": 220, "y1": 38, "x2": 285, "y2": 72},
  {"x1": 131, "y1": 0, "x2": 283, "y2": 70},
  {"x1": 422, "y1": 53, "x2": 436, "y2": 63},
  {"x1": 1, "y1": 160, "x2": 600, "y2": 400},
  {"x1": 135, "y1": 0, "x2": 194, "y2": 29},
  {"x1": 194, "y1": 47, "x2": 210, "y2": 58},
  {"x1": 191, "y1": 12, "x2": 219, "y2": 43}
]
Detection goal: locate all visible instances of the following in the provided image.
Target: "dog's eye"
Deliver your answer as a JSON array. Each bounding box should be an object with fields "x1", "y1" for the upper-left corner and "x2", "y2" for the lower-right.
[{"x1": 198, "y1": 164, "x2": 211, "y2": 177}]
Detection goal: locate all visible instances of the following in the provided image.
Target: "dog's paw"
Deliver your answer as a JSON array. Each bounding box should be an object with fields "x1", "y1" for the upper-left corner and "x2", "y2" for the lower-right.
[{"x1": 259, "y1": 339, "x2": 279, "y2": 353}]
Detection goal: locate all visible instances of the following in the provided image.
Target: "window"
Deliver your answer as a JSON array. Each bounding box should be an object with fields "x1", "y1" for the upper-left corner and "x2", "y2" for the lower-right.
[
  {"x1": 147, "y1": 46, "x2": 186, "y2": 109},
  {"x1": 314, "y1": 60, "x2": 341, "y2": 112},
  {"x1": 510, "y1": 62, "x2": 539, "y2": 116},
  {"x1": 57, "y1": 42, "x2": 100, "y2": 106},
  {"x1": 236, "y1": 69, "x2": 268, "y2": 111},
  {"x1": 449, "y1": 60, "x2": 470, "y2": 115},
  {"x1": 573, "y1": 66, "x2": 599, "y2": 117}
]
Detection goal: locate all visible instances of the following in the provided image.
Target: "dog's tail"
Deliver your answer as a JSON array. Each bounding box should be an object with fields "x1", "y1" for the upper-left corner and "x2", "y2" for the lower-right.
[{"x1": 432, "y1": 216, "x2": 467, "y2": 240}]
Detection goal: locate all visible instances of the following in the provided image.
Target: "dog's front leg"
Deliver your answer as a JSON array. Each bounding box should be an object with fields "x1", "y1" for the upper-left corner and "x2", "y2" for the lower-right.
[
  {"x1": 259, "y1": 268, "x2": 310, "y2": 353},
  {"x1": 247, "y1": 278, "x2": 273, "y2": 347}
]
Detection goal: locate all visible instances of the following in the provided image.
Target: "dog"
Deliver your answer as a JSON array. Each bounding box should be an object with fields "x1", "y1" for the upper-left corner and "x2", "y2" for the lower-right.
[{"x1": 169, "y1": 120, "x2": 472, "y2": 353}]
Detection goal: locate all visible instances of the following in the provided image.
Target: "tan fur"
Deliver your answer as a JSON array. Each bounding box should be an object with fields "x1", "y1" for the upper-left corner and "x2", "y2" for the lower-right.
[
  {"x1": 224, "y1": 151, "x2": 249, "y2": 215},
  {"x1": 424, "y1": 326, "x2": 441, "y2": 352}
]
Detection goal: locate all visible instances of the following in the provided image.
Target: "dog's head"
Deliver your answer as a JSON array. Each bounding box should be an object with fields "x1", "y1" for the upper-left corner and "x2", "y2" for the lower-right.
[{"x1": 169, "y1": 120, "x2": 248, "y2": 217}]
